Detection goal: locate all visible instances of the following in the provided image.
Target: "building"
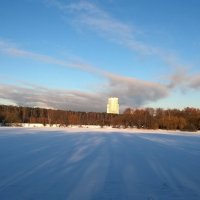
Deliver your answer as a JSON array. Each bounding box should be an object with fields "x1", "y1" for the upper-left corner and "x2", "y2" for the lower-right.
[{"x1": 107, "y1": 97, "x2": 119, "y2": 114}]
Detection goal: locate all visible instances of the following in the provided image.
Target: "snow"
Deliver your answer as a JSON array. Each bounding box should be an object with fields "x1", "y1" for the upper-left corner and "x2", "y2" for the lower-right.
[{"x1": 0, "y1": 127, "x2": 200, "y2": 200}]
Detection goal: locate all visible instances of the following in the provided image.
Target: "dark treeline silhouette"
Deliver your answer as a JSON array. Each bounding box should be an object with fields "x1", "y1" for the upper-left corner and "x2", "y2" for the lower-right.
[
  {"x1": 0, "y1": 105, "x2": 199, "y2": 131},
  {"x1": 0, "y1": 105, "x2": 115, "y2": 127}
]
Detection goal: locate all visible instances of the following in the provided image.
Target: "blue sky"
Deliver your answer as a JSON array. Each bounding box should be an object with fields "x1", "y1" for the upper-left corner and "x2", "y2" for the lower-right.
[{"x1": 0, "y1": 0, "x2": 200, "y2": 112}]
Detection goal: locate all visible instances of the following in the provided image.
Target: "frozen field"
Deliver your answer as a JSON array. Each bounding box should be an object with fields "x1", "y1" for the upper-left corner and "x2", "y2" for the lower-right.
[{"x1": 0, "y1": 127, "x2": 200, "y2": 200}]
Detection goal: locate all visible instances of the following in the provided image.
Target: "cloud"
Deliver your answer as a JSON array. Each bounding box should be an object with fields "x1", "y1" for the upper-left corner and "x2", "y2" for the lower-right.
[
  {"x1": 43, "y1": 1, "x2": 199, "y2": 90},
  {"x1": 2, "y1": 37, "x2": 199, "y2": 110},
  {"x1": 44, "y1": 0, "x2": 198, "y2": 81},
  {"x1": 43, "y1": 1, "x2": 172, "y2": 57},
  {"x1": 0, "y1": 83, "x2": 106, "y2": 112},
  {"x1": 45, "y1": 0, "x2": 155, "y2": 55},
  {"x1": 167, "y1": 68, "x2": 189, "y2": 89},
  {"x1": 0, "y1": 39, "x2": 171, "y2": 110},
  {"x1": 0, "y1": 78, "x2": 169, "y2": 112},
  {"x1": 105, "y1": 74, "x2": 169, "y2": 108},
  {"x1": 188, "y1": 76, "x2": 200, "y2": 89},
  {"x1": 0, "y1": 40, "x2": 102, "y2": 75},
  {"x1": 1, "y1": 1, "x2": 198, "y2": 111},
  {"x1": 167, "y1": 67, "x2": 200, "y2": 90}
]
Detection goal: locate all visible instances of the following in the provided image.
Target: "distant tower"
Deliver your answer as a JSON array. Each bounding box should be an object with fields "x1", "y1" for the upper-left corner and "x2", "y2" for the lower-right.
[{"x1": 107, "y1": 97, "x2": 119, "y2": 114}]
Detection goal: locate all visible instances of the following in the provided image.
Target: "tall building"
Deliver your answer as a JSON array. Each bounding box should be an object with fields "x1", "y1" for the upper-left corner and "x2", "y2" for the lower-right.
[{"x1": 107, "y1": 97, "x2": 119, "y2": 114}]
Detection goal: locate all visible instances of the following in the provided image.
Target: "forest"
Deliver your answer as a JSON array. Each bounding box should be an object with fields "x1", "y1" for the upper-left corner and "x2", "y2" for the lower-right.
[{"x1": 0, "y1": 105, "x2": 199, "y2": 131}]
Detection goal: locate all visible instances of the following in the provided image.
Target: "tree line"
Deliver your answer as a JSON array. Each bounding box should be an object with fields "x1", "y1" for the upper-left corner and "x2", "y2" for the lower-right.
[{"x1": 0, "y1": 105, "x2": 199, "y2": 131}]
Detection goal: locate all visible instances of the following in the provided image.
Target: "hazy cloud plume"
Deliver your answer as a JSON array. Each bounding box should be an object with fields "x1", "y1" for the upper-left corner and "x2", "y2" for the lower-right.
[
  {"x1": 44, "y1": 0, "x2": 198, "y2": 80},
  {"x1": 167, "y1": 68, "x2": 200, "y2": 90},
  {"x1": 188, "y1": 76, "x2": 200, "y2": 89},
  {"x1": 0, "y1": 83, "x2": 106, "y2": 112},
  {"x1": 0, "y1": 40, "x2": 102, "y2": 75},
  {"x1": 0, "y1": 38, "x2": 172, "y2": 110},
  {"x1": 0, "y1": 78, "x2": 170, "y2": 112},
  {"x1": 47, "y1": 0, "x2": 155, "y2": 55},
  {"x1": 106, "y1": 74, "x2": 169, "y2": 108}
]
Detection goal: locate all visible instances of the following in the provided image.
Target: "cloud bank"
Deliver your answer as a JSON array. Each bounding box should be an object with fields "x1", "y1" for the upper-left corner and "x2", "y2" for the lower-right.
[
  {"x1": 0, "y1": 83, "x2": 105, "y2": 112},
  {"x1": 0, "y1": 78, "x2": 169, "y2": 112},
  {"x1": 0, "y1": 1, "x2": 199, "y2": 111},
  {"x1": 1, "y1": 38, "x2": 199, "y2": 112},
  {"x1": 45, "y1": 0, "x2": 191, "y2": 69},
  {"x1": 43, "y1": 1, "x2": 199, "y2": 85},
  {"x1": 0, "y1": 40, "x2": 170, "y2": 111}
]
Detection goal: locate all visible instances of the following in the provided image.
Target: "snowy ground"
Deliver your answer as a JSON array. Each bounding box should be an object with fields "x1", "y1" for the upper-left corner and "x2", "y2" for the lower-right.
[{"x1": 0, "y1": 127, "x2": 200, "y2": 200}]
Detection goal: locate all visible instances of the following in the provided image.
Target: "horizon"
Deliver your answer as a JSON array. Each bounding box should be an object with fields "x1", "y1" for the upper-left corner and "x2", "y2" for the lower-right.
[{"x1": 0, "y1": 0, "x2": 200, "y2": 112}]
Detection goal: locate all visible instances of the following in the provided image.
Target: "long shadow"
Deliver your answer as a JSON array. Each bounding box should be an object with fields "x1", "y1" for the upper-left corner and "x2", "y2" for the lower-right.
[{"x1": 0, "y1": 128, "x2": 200, "y2": 200}]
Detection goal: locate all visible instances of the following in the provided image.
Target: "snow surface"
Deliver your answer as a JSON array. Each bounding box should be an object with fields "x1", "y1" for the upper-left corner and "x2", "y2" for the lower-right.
[{"x1": 0, "y1": 127, "x2": 200, "y2": 200}]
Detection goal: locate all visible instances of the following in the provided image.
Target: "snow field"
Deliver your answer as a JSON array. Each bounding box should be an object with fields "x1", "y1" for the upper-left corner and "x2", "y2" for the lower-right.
[{"x1": 0, "y1": 127, "x2": 200, "y2": 200}]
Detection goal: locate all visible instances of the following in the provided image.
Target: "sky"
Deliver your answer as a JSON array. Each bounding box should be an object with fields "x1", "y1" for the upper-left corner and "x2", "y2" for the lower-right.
[{"x1": 0, "y1": 0, "x2": 200, "y2": 112}]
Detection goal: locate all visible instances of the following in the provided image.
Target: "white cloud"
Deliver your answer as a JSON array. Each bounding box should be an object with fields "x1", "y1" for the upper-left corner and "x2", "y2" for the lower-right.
[
  {"x1": 188, "y1": 76, "x2": 200, "y2": 89},
  {"x1": 52, "y1": 0, "x2": 154, "y2": 55},
  {"x1": 105, "y1": 74, "x2": 169, "y2": 108},
  {"x1": 43, "y1": 1, "x2": 166, "y2": 57},
  {"x1": 168, "y1": 69, "x2": 200, "y2": 90},
  {"x1": 0, "y1": 78, "x2": 170, "y2": 112},
  {"x1": 0, "y1": 1, "x2": 198, "y2": 111},
  {"x1": 44, "y1": 0, "x2": 197, "y2": 79},
  {"x1": 0, "y1": 39, "x2": 171, "y2": 110},
  {"x1": 2, "y1": 37, "x2": 200, "y2": 111},
  {"x1": 0, "y1": 40, "x2": 101, "y2": 74},
  {"x1": 0, "y1": 83, "x2": 105, "y2": 112}
]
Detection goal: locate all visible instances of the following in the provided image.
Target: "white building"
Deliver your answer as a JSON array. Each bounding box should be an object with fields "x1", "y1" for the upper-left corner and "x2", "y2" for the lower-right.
[{"x1": 107, "y1": 97, "x2": 119, "y2": 114}]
